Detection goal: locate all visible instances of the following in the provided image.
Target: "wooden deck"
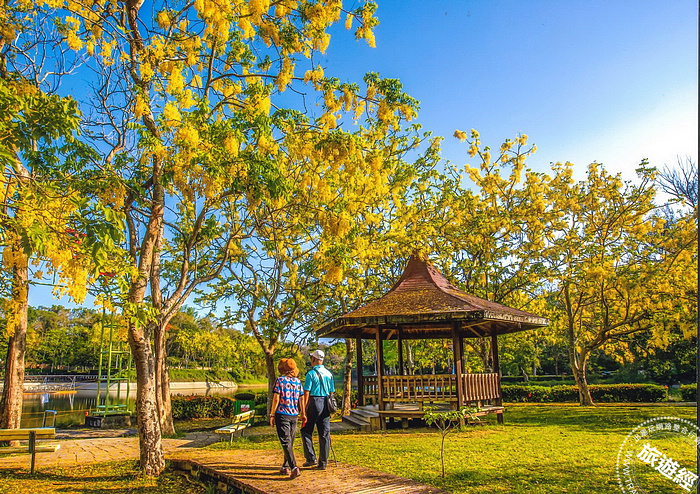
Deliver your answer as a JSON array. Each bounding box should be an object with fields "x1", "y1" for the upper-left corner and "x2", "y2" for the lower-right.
[
  {"x1": 377, "y1": 403, "x2": 504, "y2": 430},
  {"x1": 169, "y1": 449, "x2": 449, "y2": 494}
]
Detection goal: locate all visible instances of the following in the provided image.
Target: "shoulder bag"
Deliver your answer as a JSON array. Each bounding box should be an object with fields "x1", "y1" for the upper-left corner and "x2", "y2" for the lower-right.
[{"x1": 314, "y1": 369, "x2": 338, "y2": 414}]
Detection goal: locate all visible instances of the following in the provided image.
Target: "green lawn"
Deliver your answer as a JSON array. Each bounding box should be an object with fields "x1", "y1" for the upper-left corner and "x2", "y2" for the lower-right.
[
  {"x1": 1, "y1": 405, "x2": 695, "y2": 493},
  {"x1": 211, "y1": 404, "x2": 698, "y2": 494}
]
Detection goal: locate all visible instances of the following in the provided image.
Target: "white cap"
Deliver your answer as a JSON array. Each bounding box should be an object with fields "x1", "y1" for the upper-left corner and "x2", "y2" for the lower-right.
[{"x1": 311, "y1": 349, "x2": 325, "y2": 360}]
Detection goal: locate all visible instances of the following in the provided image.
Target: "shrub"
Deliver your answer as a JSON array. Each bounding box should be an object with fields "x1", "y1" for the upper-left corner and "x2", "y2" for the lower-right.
[
  {"x1": 502, "y1": 383, "x2": 667, "y2": 403},
  {"x1": 254, "y1": 403, "x2": 268, "y2": 418},
  {"x1": 254, "y1": 391, "x2": 268, "y2": 405},
  {"x1": 591, "y1": 384, "x2": 667, "y2": 402},
  {"x1": 171, "y1": 395, "x2": 236, "y2": 419},
  {"x1": 501, "y1": 375, "x2": 571, "y2": 384},
  {"x1": 680, "y1": 383, "x2": 697, "y2": 402}
]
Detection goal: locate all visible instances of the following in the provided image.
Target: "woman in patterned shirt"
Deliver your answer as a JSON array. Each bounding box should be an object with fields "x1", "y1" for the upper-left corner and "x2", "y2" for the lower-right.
[{"x1": 269, "y1": 358, "x2": 306, "y2": 479}]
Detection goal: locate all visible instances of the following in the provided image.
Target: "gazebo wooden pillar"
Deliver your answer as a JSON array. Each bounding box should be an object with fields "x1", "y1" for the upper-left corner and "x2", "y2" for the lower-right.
[
  {"x1": 317, "y1": 255, "x2": 548, "y2": 429},
  {"x1": 375, "y1": 326, "x2": 385, "y2": 411},
  {"x1": 491, "y1": 332, "x2": 501, "y2": 376},
  {"x1": 491, "y1": 331, "x2": 503, "y2": 423},
  {"x1": 356, "y1": 336, "x2": 363, "y2": 406},
  {"x1": 451, "y1": 322, "x2": 465, "y2": 409}
]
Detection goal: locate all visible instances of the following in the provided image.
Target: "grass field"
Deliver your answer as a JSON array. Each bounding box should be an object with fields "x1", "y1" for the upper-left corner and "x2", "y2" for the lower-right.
[
  {"x1": 0, "y1": 404, "x2": 696, "y2": 493},
  {"x1": 0, "y1": 460, "x2": 207, "y2": 494},
  {"x1": 210, "y1": 404, "x2": 698, "y2": 494}
]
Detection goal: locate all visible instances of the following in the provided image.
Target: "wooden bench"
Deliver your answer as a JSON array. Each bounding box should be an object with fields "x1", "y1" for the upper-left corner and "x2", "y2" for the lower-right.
[
  {"x1": 0, "y1": 428, "x2": 60, "y2": 473},
  {"x1": 214, "y1": 410, "x2": 256, "y2": 443}
]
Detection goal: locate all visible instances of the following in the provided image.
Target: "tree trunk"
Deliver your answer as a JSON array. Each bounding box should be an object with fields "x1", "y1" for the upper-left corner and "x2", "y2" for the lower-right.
[
  {"x1": 265, "y1": 350, "x2": 276, "y2": 417},
  {"x1": 521, "y1": 367, "x2": 529, "y2": 382},
  {"x1": 154, "y1": 321, "x2": 175, "y2": 436},
  {"x1": 342, "y1": 339, "x2": 354, "y2": 415},
  {"x1": 564, "y1": 284, "x2": 594, "y2": 406},
  {"x1": 571, "y1": 354, "x2": 594, "y2": 406},
  {"x1": 150, "y1": 212, "x2": 175, "y2": 437},
  {"x1": 0, "y1": 244, "x2": 29, "y2": 441},
  {"x1": 440, "y1": 431, "x2": 447, "y2": 478},
  {"x1": 406, "y1": 342, "x2": 414, "y2": 375},
  {"x1": 128, "y1": 321, "x2": 165, "y2": 476},
  {"x1": 475, "y1": 338, "x2": 491, "y2": 372},
  {"x1": 126, "y1": 157, "x2": 166, "y2": 475},
  {"x1": 159, "y1": 358, "x2": 174, "y2": 435}
]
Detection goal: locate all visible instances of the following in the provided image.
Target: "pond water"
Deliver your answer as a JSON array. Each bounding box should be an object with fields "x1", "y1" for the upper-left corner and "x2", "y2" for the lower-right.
[{"x1": 21, "y1": 384, "x2": 264, "y2": 428}]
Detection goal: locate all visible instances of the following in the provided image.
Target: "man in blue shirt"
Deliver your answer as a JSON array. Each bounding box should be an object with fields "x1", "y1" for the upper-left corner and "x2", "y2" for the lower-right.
[{"x1": 301, "y1": 349, "x2": 335, "y2": 470}]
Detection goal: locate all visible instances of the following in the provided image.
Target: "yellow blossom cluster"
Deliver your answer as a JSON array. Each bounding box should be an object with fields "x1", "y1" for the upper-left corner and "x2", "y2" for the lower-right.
[{"x1": 353, "y1": 2, "x2": 377, "y2": 47}]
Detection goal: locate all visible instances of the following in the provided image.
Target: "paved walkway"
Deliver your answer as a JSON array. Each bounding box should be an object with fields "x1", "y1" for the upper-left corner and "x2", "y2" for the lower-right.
[
  {"x1": 0, "y1": 422, "x2": 349, "y2": 471},
  {"x1": 0, "y1": 430, "x2": 219, "y2": 471},
  {"x1": 55, "y1": 428, "x2": 137, "y2": 440},
  {"x1": 0, "y1": 426, "x2": 448, "y2": 494},
  {"x1": 170, "y1": 449, "x2": 448, "y2": 494}
]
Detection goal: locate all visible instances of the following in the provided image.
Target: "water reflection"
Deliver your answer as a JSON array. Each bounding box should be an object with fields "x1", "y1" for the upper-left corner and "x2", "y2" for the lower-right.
[{"x1": 21, "y1": 385, "x2": 260, "y2": 428}]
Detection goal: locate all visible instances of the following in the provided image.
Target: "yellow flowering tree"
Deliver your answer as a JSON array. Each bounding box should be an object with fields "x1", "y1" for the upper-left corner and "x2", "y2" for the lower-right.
[
  {"x1": 304, "y1": 121, "x2": 439, "y2": 412},
  {"x1": 206, "y1": 90, "x2": 429, "y2": 411},
  {"x1": 399, "y1": 130, "x2": 547, "y2": 369},
  {"x1": 395, "y1": 131, "x2": 696, "y2": 395},
  {"x1": 435, "y1": 130, "x2": 542, "y2": 302},
  {"x1": 14, "y1": 0, "x2": 403, "y2": 474},
  {"x1": 539, "y1": 162, "x2": 697, "y2": 405},
  {"x1": 0, "y1": 72, "x2": 123, "y2": 431}
]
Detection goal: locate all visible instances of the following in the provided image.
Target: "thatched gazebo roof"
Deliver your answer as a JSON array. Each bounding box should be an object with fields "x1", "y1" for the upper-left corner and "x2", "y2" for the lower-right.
[{"x1": 318, "y1": 256, "x2": 548, "y2": 340}]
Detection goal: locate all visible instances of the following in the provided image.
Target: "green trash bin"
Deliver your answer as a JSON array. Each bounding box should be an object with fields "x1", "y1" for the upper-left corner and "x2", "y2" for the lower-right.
[{"x1": 234, "y1": 400, "x2": 255, "y2": 414}]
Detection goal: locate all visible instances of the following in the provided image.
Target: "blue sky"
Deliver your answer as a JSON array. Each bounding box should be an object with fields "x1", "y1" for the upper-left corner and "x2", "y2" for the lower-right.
[
  {"x1": 30, "y1": 0, "x2": 698, "y2": 310},
  {"x1": 322, "y1": 0, "x2": 698, "y2": 180}
]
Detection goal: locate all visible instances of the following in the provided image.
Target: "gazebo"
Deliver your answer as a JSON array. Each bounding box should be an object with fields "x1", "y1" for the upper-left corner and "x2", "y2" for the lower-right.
[{"x1": 317, "y1": 255, "x2": 548, "y2": 429}]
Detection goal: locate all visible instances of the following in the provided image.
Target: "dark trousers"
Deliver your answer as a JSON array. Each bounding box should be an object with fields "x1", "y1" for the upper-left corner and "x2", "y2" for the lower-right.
[
  {"x1": 301, "y1": 396, "x2": 330, "y2": 465},
  {"x1": 275, "y1": 413, "x2": 298, "y2": 469}
]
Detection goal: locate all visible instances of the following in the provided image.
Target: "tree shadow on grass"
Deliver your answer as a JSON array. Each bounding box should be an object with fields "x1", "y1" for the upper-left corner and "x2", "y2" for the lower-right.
[
  {"x1": 174, "y1": 417, "x2": 231, "y2": 433},
  {"x1": 206, "y1": 432, "x2": 283, "y2": 451},
  {"x1": 498, "y1": 405, "x2": 697, "y2": 435},
  {"x1": 412, "y1": 460, "x2": 631, "y2": 494},
  {"x1": 1, "y1": 462, "x2": 201, "y2": 494}
]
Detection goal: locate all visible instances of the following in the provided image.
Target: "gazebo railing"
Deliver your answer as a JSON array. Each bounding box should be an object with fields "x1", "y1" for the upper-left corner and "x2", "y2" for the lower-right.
[
  {"x1": 386, "y1": 374, "x2": 457, "y2": 402},
  {"x1": 462, "y1": 372, "x2": 501, "y2": 401},
  {"x1": 362, "y1": 373, "x2": 500, "y2": 404}
]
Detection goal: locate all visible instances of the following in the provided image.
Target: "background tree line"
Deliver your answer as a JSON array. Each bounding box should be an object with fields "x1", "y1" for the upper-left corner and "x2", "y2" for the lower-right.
[
  {"x1": 2, "y1": 301, "x2": 694, "y2": 388},
  {"x1": 0, "y1": 306, "x2": 267, "y2": 379}
]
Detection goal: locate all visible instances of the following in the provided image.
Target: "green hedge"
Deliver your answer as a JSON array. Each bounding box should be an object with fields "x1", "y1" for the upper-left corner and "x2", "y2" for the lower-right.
[
  {"x1": 171, "y1": 395, "x2": 236, "y2": 419},
  {"x1": 254, "y1": 391, "x2": 268, "y2": 405},
  {"x1": 502, "y1": 384, "x2": 667, "y2": 403},
  {"x1": 173, "y1": 389, "x2": 351, "y2": 420},
  {"x1": 680, "y1": 383, "x2": 697, "y2": 402}
]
